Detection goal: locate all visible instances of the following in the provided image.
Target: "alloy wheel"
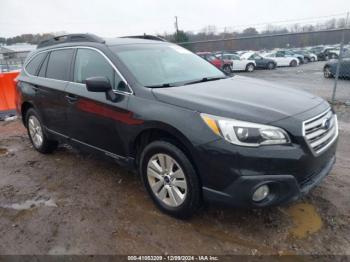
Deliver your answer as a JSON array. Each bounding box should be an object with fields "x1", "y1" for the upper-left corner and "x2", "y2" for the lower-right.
[
  {"x1": 28, "y1": 115, "x2": 44, "y2": 148},
  {"x1": 247, "y1": 64, "x2": 254, "y2": 72},
  {"x1": 324, "y1": 67, "x2": 332, "y2": 78},
  {"x1": 147, "y1": 153, "x2": 187, "y2": 207},
  {"x1": 223, "y1": 66, "x2": 231, "y2": 74}
]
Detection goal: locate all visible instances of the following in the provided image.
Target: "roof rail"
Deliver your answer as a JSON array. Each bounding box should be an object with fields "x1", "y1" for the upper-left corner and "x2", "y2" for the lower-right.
[
  {"x1": 37, "y1": 34, "x2": 105, "y2": 49},
  {"x1": 121, "y1": 34, "x2": 167, "y2": 42}
]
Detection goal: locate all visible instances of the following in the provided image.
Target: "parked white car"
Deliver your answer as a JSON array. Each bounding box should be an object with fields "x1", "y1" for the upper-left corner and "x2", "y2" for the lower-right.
[
  {"x1": 262, "y1": 52, "x2": 299, "y2": 67},
  {"x1": 308, "y1": 52, "x2": 318, "y2": 62},
  {"x1": 217, "y1": 53, "x2": 256, "y2": 72}
]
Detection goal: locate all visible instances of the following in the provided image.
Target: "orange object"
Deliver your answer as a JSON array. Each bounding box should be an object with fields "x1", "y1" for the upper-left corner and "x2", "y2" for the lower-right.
[{"x1": 0, "y1": 72, "x2": 19, "y2": 112}]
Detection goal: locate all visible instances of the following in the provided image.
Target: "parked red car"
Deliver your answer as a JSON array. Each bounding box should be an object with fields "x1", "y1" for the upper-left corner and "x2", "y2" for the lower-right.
[{"x1": 197, "y1": 52, "x2": 233, "y2": 74}]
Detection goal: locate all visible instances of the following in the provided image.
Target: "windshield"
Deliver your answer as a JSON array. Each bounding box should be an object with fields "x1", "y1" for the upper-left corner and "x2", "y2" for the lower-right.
[{"x1": 110, "y1": 44, "x2": 225, "y2": 87}]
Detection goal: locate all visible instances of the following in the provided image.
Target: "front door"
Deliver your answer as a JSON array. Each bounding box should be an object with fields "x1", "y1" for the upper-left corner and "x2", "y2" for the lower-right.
[{"x1": 65, "y1": 48, "x2": 132, "y2": 157}]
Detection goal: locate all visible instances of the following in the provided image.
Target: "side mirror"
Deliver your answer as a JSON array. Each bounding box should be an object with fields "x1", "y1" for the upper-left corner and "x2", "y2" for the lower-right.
[{"x1": 85, "y1": 76, "x2": 111, "y2": 92}]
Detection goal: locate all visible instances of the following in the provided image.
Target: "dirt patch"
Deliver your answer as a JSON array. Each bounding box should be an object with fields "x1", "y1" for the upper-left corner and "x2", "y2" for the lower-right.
[
  {"x1": 286, "y1": 203, "x2": 323, "y2": 239},
  {"x1": 0, "y1": 148, "x2": 8, "y2": 156}
]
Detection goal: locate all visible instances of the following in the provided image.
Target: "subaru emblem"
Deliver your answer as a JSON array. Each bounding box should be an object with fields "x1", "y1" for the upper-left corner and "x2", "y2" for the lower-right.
[{"x1": 322, "y1": 118, "x2": 331, "y2": 130}]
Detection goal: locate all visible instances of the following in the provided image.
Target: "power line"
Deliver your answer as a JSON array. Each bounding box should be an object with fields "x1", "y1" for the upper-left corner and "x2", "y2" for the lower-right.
[{"x1": 183, "y1": 12, "x2": 349, "y2": 33}]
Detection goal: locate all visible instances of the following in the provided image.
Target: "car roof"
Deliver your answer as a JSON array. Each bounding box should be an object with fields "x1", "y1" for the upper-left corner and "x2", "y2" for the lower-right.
[
  {"x1": 36, "y1": 34, "x2": 167, "y2": 51},
  {"x1": 196, "y1": 52, "x2": 212, "y2": 55}
]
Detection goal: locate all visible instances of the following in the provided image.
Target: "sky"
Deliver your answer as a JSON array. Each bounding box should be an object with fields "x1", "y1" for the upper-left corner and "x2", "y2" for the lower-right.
[{"x1": 0, "y1": 0, "x2": 349, "y2": 38}]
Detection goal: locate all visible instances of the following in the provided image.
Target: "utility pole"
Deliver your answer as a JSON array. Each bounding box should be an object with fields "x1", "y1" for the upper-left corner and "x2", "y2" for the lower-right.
[
  {"x1": 332, "y1": 12, "x2": 349, "y2": 105},
  {"x1": 174, "y1": 16, "x2": 179, "y2": 41},
  {"x1": 221, "y1": 27, "x2": 226, "y2": 71}
]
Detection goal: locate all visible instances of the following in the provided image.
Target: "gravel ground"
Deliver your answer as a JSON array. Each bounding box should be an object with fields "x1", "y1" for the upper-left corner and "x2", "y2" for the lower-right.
[{"x1": 0, "y1": 64, "x2": 349, "y2": 255}]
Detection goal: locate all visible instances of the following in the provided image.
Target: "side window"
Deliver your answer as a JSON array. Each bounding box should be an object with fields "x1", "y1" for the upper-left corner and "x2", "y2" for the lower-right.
[
  {"x1": 232, "y1": 55, "x2": 239, "y2": 60},
  {"x1": 46, "y1": 49, "x2": 74, "y2": 81},
  {"x1": 25, "y1": 53, "x2": 47, "y2": 76},
  {"x1": 73, "y1": 49, "x2": 123, "y2": 91},
  {"x1": 38, "y1": 53, "x2": 49, "y2": 77}
]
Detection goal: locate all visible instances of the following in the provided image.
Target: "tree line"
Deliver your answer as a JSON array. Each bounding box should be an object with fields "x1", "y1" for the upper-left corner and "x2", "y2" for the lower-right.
[
  {"x1": 163, "y1": 17, "x2": 350, "y2": 51},
  {"x1": 0, "y1": 33, "x2": 55, "y2": 46},
  {"x1": 1, "y1": 17, "x2": 348, "y2": 48}
]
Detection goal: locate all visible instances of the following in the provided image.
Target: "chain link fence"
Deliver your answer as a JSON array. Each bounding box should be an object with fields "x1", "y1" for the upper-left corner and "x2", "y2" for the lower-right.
[
  {"x1": 177, "y1": 17, "x2": 350, "y2": 106},
  {"x1": 0, "y1": 52, "x2": 27, "y2": 73}
]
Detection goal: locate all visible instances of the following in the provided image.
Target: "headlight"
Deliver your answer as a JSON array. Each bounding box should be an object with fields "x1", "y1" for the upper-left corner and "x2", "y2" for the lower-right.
[{"x1": 201, "y1": 113, "x2": 290, "y2": 147}]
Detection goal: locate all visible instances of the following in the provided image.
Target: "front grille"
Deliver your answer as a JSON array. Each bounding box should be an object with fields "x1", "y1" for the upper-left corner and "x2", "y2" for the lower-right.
[{"x1": 303, "y1": 108, "x2": 338, "y2": 155}]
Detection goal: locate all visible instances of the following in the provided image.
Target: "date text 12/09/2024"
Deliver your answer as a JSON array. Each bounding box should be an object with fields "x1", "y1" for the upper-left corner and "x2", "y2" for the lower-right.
[{"x1": 127, "y1": 255, "x2": 219, "y2": 261}]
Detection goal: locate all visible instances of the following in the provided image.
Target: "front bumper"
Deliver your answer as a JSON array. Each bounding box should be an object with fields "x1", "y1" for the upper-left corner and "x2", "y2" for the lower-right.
[
  {"x1": 194, "y1": 132, "x2": 337, "y2": 208},
  {"x1": 202, "y1": 155, "x2": 335, "y2": 207}
]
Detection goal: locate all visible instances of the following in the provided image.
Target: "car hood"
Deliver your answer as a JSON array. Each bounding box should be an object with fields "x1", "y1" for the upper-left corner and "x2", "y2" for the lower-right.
[{"x1": 152, "y1": 76, "x2": 324, "y2": 124}]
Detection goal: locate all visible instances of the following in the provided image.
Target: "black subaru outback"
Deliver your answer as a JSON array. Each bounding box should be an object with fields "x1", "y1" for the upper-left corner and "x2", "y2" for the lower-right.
[{"x1": 16, "y1": 34, "x2": 338, "y2": 218}]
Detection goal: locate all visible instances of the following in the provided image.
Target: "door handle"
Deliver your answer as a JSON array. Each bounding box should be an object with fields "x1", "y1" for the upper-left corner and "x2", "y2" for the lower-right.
[
  {"x1": 32, "y1": 85, "x2": 39, "y2": 92},
  {"x1": 66, "y1": 94, "x2": 79, "y2": 103}
]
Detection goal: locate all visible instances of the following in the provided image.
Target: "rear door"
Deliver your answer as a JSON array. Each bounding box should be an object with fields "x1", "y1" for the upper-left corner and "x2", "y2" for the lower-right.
[
  {"x1": 251, "y1": 54, "x2": 264, "y2": 68},
  {"x1": 340, "y1": 60, "x2": 350, "y2": 77},
  {"x1": 20, "y1": 52, "x2": 48, "y2": 115},
  {"x1": 275, "y1": 52, "x2": 288, "y2": 66},
  {"x1": 65, "y1": 47, "x2": 131, "y2": 157},
  {"x1": 230, "y1": 54, "x2": 244, "y2": 71},
  {"x1": 35, "y1": 48, "x2": 74, "y2": 135}
]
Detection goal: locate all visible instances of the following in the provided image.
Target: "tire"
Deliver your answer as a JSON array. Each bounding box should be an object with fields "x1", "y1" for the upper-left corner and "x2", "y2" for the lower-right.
[
  {"x1": 323, "y1": 66, "x2": 333, "y2": 78},
  {"x1": 139, "y1": 140, "x2": 201, "y2": 218},
  {"x1": 223, "y1": 65, "x2": 232, "y2": 74},
  {"x1": 325, "y1": 55, "x2": 329, "y2": 61},
  {"x1": 311, "y1": 57, "x2": 316, "y2": 62},
  {"x1": 267, "y1": 62, "x2": 275, "y2": 70},
  {"x1": 245, "y1": 63, "x2": 255, "y2": 72},
  {"x1": 305, "y1": 57, "x2": 310, "y2": 63},
  {"x1": 289, "y1": 60, "x2": 297, "y2": 67},
  {"x1": 25, "y1": 108, "x2": 58, "y2": 154}
]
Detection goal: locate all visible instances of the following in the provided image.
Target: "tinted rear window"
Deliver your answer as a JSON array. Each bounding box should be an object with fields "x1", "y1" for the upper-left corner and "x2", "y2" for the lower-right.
[
  {"x1": 46, "y1": 49, "x2": 74, "y2": 81},
  {"x1": 38, "y1": 53, "x2": 49, "y2": 77},
  {"x1": 25, "y1": 53, "x2": 47, "y2": 76}
]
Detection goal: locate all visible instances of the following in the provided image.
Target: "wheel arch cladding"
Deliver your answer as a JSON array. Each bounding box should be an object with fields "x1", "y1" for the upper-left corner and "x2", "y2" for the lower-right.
[
  {"x1": 132, "y1": 125, "x2": 200, "y2": 180},
  {"x1": 21, "y1": 101, "x2": 34, "y2": 126}
]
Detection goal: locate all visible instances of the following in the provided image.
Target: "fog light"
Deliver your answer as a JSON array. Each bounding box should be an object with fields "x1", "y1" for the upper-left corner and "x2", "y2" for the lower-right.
[{"x1": 252, "y1": 185, "x2": 269, "y2": 202}]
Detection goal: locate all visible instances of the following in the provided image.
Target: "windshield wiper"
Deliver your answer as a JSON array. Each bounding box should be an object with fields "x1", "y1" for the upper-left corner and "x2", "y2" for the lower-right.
[
  {"x1": 145, "y1": 83, "x2": 177, "y2": 88},
  {"x1": 146, "y1": 76, "x2": 228, "y2": 88},
  {"x1": 184, "y1": 76, "x2": 228, "y2": 86}
]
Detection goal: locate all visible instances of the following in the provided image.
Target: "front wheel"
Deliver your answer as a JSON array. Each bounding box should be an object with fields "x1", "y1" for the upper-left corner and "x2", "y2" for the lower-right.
[
  {"x1": 323, "y1": 66, "x2": 333, "y2": 78},
  {"x1": 289, "y1": 60, "x2": 297, "y2": 67},
  {"x1": 267, "y1": 62, "x2": 275, "y2": 70},
  {"x1": 245, "y1": 63, "x2": 255, "y2": 72},
  {"x1": 223, "y1": 65, "x2": 232, "y2": 74},
  {"x1": 25, "y1": 108, "x2": 58, "y2": 154},
  {"x1": 311, "y1": 57, "x2": 316, "y2": 62},
  {"x1": 139, "y1": 141, "x2": 201, "y2": 218}
]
